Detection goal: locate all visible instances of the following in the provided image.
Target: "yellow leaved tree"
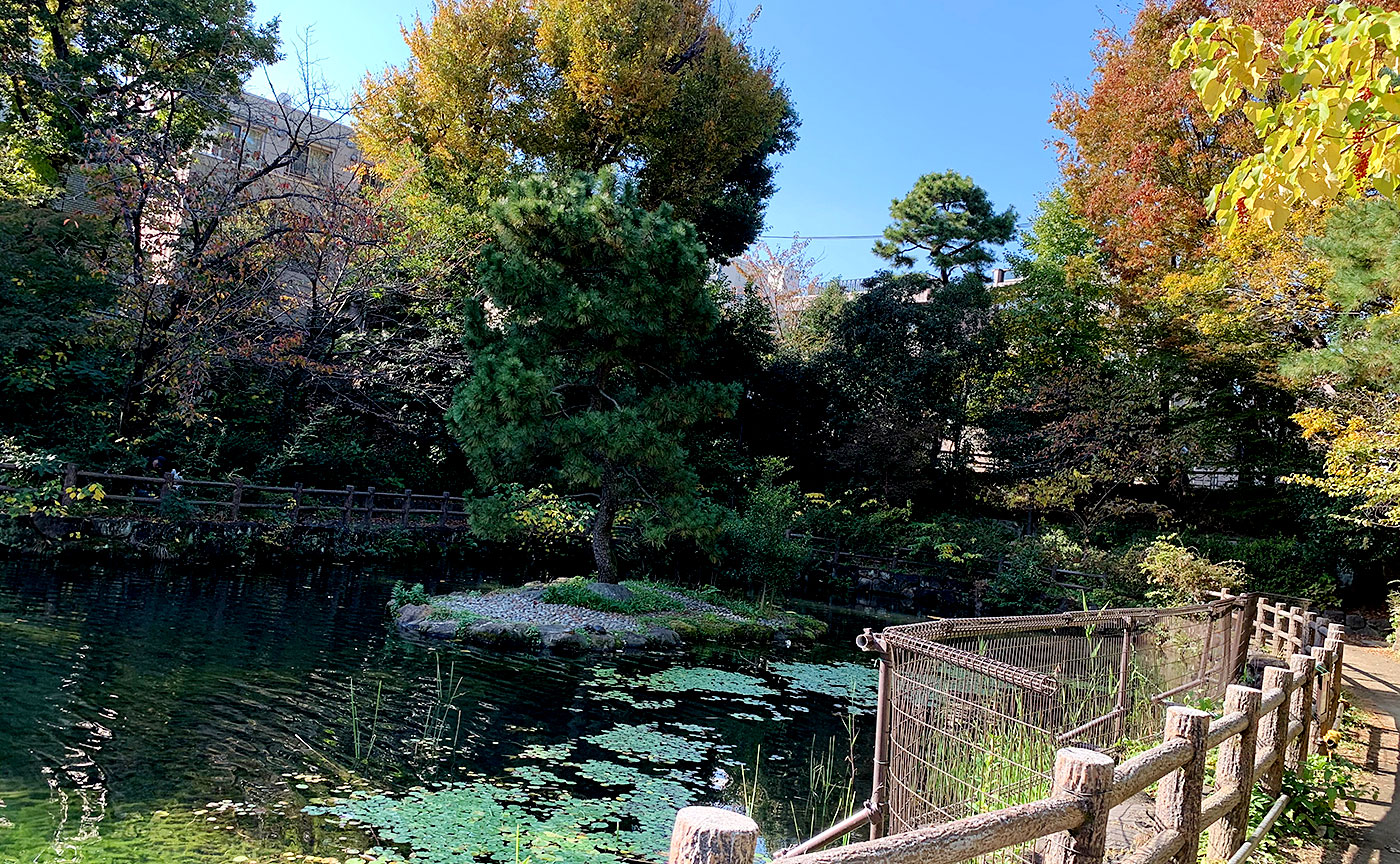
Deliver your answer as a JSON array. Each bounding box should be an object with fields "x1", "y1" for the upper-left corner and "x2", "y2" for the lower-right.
[
  {"x1": 357, "y1": 0, "x2": 796, "y2": 259},
  {"x1": 1172, "y1": 2, "x2": 1400, "y2": 231},
  {"x1": 1174, "y1": 2, "x2": 1400, "y2": 525}
]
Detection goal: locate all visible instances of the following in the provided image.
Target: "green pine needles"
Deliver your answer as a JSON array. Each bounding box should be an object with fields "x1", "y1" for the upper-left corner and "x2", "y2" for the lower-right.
[{"x1": 449, "y1": 167, "x2": 740, "y2": 583}]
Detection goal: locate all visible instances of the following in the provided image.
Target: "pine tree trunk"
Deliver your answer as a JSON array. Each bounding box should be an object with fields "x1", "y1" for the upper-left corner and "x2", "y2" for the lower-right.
[{"x1": 591, "y1": 464, "x2": 620, "y2": 584}]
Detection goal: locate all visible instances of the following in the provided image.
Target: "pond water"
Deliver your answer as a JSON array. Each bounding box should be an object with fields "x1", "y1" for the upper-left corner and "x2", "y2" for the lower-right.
[{"x1": 0, "y1": 558, "x2": 881, "y2": 864}]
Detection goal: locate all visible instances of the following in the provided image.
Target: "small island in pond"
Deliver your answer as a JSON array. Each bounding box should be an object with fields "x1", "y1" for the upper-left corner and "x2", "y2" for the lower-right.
[{"x1": 392, "y1": 577, "x2": 827, "y2": 654}]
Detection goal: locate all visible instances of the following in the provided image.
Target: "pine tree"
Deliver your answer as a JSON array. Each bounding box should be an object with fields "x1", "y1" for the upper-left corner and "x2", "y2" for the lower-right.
[
  {"x1": 873, "y1": 171, "x2": 1016, "y2": 284},
  {"x1": 448, "y1": 168, "x2": 739, "y2": 581}
]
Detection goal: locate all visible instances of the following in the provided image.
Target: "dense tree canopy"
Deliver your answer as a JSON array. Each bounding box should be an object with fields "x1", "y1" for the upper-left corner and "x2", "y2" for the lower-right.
[
  {"x1": 1176, "y1": 2, "x2": 1400, "y2": 524},
  {"x1": 357, "y1": 0, "x2": 796, "y2": 259},
  {"x1": 448, "y1": 168, "x2": 739, "y2": 582},
  {"x1": 0, "y1": 0, "x2": 278, "y2": 189}
]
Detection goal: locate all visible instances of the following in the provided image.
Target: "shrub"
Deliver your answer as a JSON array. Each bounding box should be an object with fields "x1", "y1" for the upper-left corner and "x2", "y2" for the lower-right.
[
  {"x1": 1251, "y1": 753, "x2": 1358, "y2": 852},
  {"x1": 390, "y1": 581, "x2": 430, "y2": 609},
  {"x1": 1139, "y1": 534, "x2": 1245, "y2": 605},
  {"x1": 1188, "y1": 533, "x2": 1339, "y2": 605},
  {"x1": 718, "y1": 458, "x2": 810, "y2": 592},
  {"x1": 465, "y1": 483, "x2": 593, "y2": 551}
]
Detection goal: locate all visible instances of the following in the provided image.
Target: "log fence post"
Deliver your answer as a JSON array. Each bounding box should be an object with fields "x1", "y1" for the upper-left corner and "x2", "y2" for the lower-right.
[
  {"x1": 1156, "y1": 706, "x2": 1210, "y2": 864},
  {"x1": 401, "y1": 489, "x2": 412, "y2": 527},
  {"x1": 343, "y1": 486, "x2": 354, "y2": 524},
  {"x1": 439, "y1": 491, "x2": 450, "y2": 526},
  {"x1": 1287, "y1": 606, "x2": 1302, "y2": 653},
  {"x1": 63, "y1": 462, "x2": 78, "y2": 500},
  {"x1": 1326, "y1": 625, "x2": 1346, "y2": 730},
  {"x1": 1232, "y1": 594, "x2": 1256, "y2": 682},
  {"x1": 363, "y1": 486, "x2": 376, "y2": 526},
  {"x1": 1287, "y1": 652, "x2": 1313, "y2": 772},
  {"x1": 1207, "y1": 684, "x2": 1262, "y2": 861},
  {"x1": 1259, "y1": 666, "x2": 1292, "y2": 798},
  {"x1": 668, "y1": 807, "x2": 758, "y2": 864},
  {"x1": 292, "y1": 483, "x2": 303, "y2": 526},
  {"x1": 1271, "y1": 604, "x2": 1284, "y2": 655},
  {"x1": 1311, "y1": 645, "x2": 1329, "y2": 743},
  {"x1": 1043, "y1": 748, "x2": 1115, "y2": 864},
  {"x1": 231, "y1": 478, "x2": 244, "y2": 520}
]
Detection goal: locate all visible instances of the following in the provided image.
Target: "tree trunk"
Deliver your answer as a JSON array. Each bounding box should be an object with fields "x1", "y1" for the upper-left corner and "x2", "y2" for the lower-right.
[{"x1": 591, "y1": 463, "x2": 620, "y2": 584}]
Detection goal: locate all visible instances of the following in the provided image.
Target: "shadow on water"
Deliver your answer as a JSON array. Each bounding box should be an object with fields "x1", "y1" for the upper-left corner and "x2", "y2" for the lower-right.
[{"x1": 0, "y1": 558, "x2": 885, "y2": 863}]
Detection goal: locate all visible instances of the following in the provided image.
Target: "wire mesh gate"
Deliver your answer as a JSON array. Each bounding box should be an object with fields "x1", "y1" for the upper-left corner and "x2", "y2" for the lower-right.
[
  {"x1": 778, "y1": 599, "x2": 1256, "y2": 861},
  {"x1": 875, "y1": 601, "x2": 1241, "y2": 843}
]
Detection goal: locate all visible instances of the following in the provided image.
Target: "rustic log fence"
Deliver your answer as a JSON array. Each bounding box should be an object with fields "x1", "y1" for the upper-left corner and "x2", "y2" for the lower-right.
[
  {"x1": 0, "y1": 461, "x2": 472, "y2": 528},
  {"x1": 670, "y1": 595, "x2": 1348, "y2": 864}
]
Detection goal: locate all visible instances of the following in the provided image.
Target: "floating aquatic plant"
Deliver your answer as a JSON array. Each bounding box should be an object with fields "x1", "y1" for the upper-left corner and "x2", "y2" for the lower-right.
[
  {"x1": 307, "y1": 763, "x2": 696, "y2": 864},
  {"x1": 770, "y1": 661, "x2": 878, "y2": 711},
  {"x1": 637, "y1": 667, "x2": 772, "y2": 698},
  {"x1": 584, "y1": 723, "x2": 724, "y2": 763}
]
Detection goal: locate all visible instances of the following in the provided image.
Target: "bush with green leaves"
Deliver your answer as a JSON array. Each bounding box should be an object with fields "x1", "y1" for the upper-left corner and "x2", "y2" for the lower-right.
[
  {"x1": 390, "y1": 581, "x2": 430, "y2": 609},
  {"x1": 465, "y1": 483, "x2": 594, "y2": 552},
  {"x1": 717, "y1": 457, "x2": 811, "y2": 591},
  {"x1": 1188, "y1": 532, "x2": 1339, "y2": 605},
  {"x1": 1138, "y1": 534, "x2": 1245, "y2": 605},
  {"x1": 1250, "y1": 753, "x2": 1358, "y2": 854}
]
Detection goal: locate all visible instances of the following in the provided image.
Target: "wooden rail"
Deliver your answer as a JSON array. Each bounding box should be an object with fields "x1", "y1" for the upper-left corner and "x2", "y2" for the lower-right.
[
  {"x1": 0, "y1": 461, "x2": 472, "y2": 529},
  {"x1": 669, "y1": 598, "x2": 1348, "y2": 864}
]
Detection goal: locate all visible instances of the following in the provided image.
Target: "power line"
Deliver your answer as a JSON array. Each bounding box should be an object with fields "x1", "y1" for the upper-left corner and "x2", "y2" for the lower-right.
[{"x1": 758, "y1": 234, "x2": 882, "y2": 240}]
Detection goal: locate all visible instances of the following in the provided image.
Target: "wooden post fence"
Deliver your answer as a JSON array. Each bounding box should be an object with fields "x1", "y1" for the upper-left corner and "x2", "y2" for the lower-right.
[
  {"x1": 1231, "y1": 593, "x2": 1257, "y2": 682},
  {"x1": 0, "y1": 461, "x2": 477, "y2": 532},
  {"x1": 1044, "y1": 749, "x2": 1114, "y2": 864},
  {"x1": 1157, "y1": 705, "x2": 1210, "y2": 864},
  {"x1": 756, "y1": 597, "x2": 1345, "y2": 864},
  {"x1": 1286, "y1": 652, "x2": 1313, "y2": 772},
  {"x1": 1258, "y1": 666, "x2": 1292, "y2": 798}
]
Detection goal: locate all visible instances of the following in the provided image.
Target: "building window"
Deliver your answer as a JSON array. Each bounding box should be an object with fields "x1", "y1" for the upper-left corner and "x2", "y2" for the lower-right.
[
  {"x1": 245, "y1": 127, "x2": 265, "y2": 160},
  {"x1": 210, "y1": 122, "x2": 242, "y2": 159},
  {"x1": 289, "y1": 144, "x2": 331, "y2": 181},
  {"x1": 210, "y1": 122, "x2": 264, "y2": 161}
]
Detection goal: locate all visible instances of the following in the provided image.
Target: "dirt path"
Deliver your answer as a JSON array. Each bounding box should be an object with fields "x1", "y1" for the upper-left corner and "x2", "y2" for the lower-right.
[{"x1": 1327, "y1": 644, "x2": 1400, "y2": 864}]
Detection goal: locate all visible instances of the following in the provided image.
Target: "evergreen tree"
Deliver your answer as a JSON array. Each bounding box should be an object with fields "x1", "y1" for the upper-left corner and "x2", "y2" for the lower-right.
[
  {"x1": 873, "y1": 171, "x2": 1016, "y2": 283},
  {"x1": 448, "y1": 168, "x2": 739, "y2": 582}
]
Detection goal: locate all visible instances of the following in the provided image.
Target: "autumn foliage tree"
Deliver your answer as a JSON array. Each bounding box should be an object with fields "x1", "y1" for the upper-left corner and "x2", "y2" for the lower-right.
[
  {"x1": 356, "y1": 0, "x2": 796, "y2": 259},
  {"x1": 1050, "y1": 0, "x2": 1331, "y2": 282},
  {"x1": 1175, "y1": 3, "x2": 1400, "y2": 523}
]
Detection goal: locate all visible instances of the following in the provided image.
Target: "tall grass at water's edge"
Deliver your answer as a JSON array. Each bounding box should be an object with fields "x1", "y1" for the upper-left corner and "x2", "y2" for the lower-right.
[{"x1": 348, "y1": 676, "x2": 384, "y2": 762}]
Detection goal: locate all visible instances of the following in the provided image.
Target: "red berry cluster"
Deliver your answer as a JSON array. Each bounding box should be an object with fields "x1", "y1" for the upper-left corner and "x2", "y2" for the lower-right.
[
  {"x1": 1354, "y1": 148, "x2": 1371, "y2": 180},
  {"x1": 1235, "y1": 197, "x2": 1249, "y2": 223},
  {"x1": 1361, "y1": 87, "x2": 1374, "y2": 101}
]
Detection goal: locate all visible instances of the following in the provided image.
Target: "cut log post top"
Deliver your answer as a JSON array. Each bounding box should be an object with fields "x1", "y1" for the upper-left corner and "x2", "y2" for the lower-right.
[
  {"x1": 669, "y1": 807, "x2": 760, "y2": 864},
  {"x1": 1045, "y1": 748, "x2": 1115, "y2": 864}
]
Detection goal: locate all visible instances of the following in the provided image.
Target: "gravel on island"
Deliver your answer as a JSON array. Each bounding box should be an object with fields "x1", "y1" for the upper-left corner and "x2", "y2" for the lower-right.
[{"x1": 434, "y1": 587, "x2": 643, "y2": 632}]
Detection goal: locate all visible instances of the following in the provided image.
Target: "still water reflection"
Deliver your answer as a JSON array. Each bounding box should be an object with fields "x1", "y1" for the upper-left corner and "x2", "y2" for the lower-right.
[{"x1": 0, "y1": 559, "x2": 878, "y2": 863}]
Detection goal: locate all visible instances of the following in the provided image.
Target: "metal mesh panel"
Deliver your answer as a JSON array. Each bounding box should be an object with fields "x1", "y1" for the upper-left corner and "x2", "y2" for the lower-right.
[{"x1": 877, "y1": 602, "x2": 1240, "y2": 862}]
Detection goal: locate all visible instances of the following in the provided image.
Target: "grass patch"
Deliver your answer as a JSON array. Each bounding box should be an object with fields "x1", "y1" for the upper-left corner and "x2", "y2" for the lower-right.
[
  {"x1": 427, "y1": 604, "x2": 487, "y2": 626},
  {"x1": 539, "y1": 577, "x2": 674, "y2": 615},
  {"x1": 524, "y1": 577, "x2": 825, "y2": 645}
]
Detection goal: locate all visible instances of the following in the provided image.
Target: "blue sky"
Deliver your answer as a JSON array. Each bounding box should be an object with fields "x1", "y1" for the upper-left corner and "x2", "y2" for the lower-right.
[{"x1": 250, "y1": 0, "x2": 1138, "y2": 280}]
